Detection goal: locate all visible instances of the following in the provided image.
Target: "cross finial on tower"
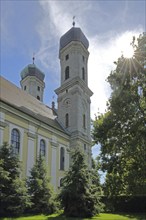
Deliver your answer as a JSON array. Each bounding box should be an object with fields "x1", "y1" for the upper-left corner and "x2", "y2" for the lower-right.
[
  {"x1": 72, "y1": 16, "x2": 75, "y2": 27},
  {"x1": 52, "y1": 95, "x2": 55, "y2": 110},
  {"x1": 32, "y1": 53, "x2": 35, "y2": 64}
]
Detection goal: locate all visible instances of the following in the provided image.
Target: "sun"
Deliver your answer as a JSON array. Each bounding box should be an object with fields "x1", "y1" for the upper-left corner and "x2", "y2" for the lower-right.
[
  {"x1": 117, "y1": 33, "x2": 135, "y2": 58},
  {"x1": 122, "y1": 43, "x2": 134, "y2": 58},
  {"x1": 122, "y1": 45, "x2": 134, "y2": 58}
]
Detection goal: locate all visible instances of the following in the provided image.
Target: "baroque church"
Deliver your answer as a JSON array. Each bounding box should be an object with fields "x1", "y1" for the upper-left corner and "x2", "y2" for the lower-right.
[{"x1": 0, "y1": 25, "x2": 93, "y2": 191}]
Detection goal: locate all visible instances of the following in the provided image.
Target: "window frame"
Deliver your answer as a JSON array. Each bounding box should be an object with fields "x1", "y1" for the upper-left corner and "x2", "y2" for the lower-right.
[
  {"x1": 65, "y1": 66, "x2": 69, "y2": 80},
  {"x1": 40, "y1": 139, "x2": 46, "y2": 157},
  {"x1": 37, "y1": 95, "x2": 40, "y2": 100},
  {"x1": 82, "y1": 67, "x2": 85, "y2": 81},
  {"x1": 65, "y1": 54, "x2": 69, "y2": 60},
  {"x1": 11, "y1": 128, "x2": 20, "y2": 155},
  {"x1": 83, "y1": 114, "x2": 86, "y2": 129},
  {"x1": 60, "y1": 147, "x2": 65, "y2": 170},
  {"x1": 65, "y1": 113, "x2": 69, "y2": 128}
]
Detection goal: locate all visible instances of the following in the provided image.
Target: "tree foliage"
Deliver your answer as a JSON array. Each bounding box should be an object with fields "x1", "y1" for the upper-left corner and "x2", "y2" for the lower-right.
[
  {"x1": 58, "y1": 148, "x2": 102, "y2": 218},
  {"x1": 27, "y1": 155, "x2": 56, "y2": 214},
  {"x1": 0, "y1": 143, "x2": 30, "y2": 217},
  {"x1": 93, "y1": 33, "x2": 146, "y2": 197}
]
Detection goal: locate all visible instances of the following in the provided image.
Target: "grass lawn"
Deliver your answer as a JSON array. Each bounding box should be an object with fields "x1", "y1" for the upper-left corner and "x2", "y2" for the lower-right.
[{"x1": 1, "y1": 213, "x2": 146, "y2": 220}]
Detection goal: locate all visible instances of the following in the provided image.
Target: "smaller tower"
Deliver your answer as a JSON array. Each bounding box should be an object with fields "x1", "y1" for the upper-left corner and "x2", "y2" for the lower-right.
[{"x1": 20, "y1": 58, "x2": 45, "y2": 102}]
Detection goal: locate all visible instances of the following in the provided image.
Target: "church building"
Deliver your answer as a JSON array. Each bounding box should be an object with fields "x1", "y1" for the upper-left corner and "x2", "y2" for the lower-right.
[{"x1": 0, "y1": 25, "x2": 93, "y2": 190}]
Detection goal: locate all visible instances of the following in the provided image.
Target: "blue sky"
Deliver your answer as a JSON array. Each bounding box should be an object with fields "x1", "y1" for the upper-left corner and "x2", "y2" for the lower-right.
[{"x1": 1, "y1": 0, "x2": 146, "y2": 158}]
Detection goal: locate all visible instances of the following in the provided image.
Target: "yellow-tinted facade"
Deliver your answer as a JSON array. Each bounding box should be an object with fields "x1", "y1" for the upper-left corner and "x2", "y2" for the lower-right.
[{"x1": 0, "y1": 77, "x2": 70, "y2": 191}]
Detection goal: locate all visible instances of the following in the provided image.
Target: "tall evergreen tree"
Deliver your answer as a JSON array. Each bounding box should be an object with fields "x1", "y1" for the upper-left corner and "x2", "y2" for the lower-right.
[
  {"x1": 27, "y1": 155, "x2": 56, "y2": 214},
  {"x1": 0, "y1": 143, "x2": 30, "y2": 217},
  {"x1": 93, "y1": 33, "x2": 146, "y2": 197},
  {"x1": 58, "y1": 148, "x2": 102, "y2": 218}
]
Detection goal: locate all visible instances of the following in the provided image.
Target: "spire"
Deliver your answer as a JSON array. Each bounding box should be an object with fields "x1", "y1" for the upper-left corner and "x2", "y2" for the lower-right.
[
  {"x1": 72, "y1": 16, "x2": 75, "y2": 27},
  {"x1": 52, "y1": 95, "x2": 55, "y2": 110},
  {"x1": 32, "y1": 53, "x2": 35, "y2": 64}
]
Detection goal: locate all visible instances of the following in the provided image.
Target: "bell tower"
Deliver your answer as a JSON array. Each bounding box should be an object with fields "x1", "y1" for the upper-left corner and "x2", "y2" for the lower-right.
[
  {"x1": 20, "y1": 58, "x2": 45, "y2": 102},
  {"x1": 55, "y1": 25, "x2": 93, "y2": 166}
]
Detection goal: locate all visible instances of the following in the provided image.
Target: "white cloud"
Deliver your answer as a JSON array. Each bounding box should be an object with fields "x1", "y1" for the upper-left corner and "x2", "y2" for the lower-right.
[
  {"x1": 36, "y1": 1, "x2": 93, "y2": 72},
  {"x1": 89, "y1": 30, "x2": 142, "y2": 118},
  {"x1": 37, "y1": 1, "x2": 143, "y2": 119}
]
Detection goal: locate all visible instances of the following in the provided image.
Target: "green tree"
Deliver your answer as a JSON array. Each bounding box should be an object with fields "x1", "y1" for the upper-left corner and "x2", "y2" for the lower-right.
[
  {"x1": 27, "y1": 155, "x2": 56, "y2": 214},
  {"x1": 0, "y1": 143, "x2": 30, "y2": 217},
  {"x1": 91, "y1": 157, "x2": 104, "y2": 210},
  {"x1": 58, "y1": 148, "x2": 102, "y2": 218},
  {"x1": 93, "y1": 33, "x2": 146, "y2": 197}
]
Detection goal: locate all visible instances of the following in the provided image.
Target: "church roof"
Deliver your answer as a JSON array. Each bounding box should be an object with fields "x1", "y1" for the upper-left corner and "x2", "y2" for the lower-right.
[
  {"x1": 20, "y1": 64, "x2": 45, "y2": 82},
  {"x1": 0, "y1": 76, "x2": 68, "y2": 134},
  {"x1": 60, "y1": 27, "x2": 89, "y2": 50}
]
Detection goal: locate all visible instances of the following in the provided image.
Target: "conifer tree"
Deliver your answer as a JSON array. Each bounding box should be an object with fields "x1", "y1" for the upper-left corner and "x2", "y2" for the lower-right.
[
  {"x1": 0, "y1": 143, "x2": 30, "y2": 217},
  {"x1": 27, "y1": 155, "x2": 56, "y2": 214},
  {"x1": 58, "y1": 148, "x2": 102, "y2": 218}
]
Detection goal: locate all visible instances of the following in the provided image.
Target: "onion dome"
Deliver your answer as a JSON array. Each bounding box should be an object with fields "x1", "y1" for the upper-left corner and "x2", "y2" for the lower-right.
[
  {"x1": 20, "y1": 64, "x2": 45, "y2": 82},
  {"x1": 60, "y1": 27, "x2": 89, "y2": 50}
]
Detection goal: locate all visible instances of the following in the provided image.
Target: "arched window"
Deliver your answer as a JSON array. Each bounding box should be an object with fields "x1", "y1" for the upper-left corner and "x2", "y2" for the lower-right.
[
  {"x1": 83, "y1": 114, "x2": 86, "y2": 128},
  {"x1": 40, "y1": 139, "x2": 46, "y2": 157},
  {"x1": 65, "y1": 54, "x2": 69, "y2": 60},
  {"x1": 11, "y1": 129, "x2": 20, "y2": 155},
  {"x1": 82, "y1": 67, "x2": 85, "y2": 81},
  {"x1": 60, "y1": 147, "x2": 65, "y2": 170},
  {"x1": 65, "y1": 113, "x2": 69, "y2": 128},
  {"x1": 65, "y1": 66, "x2": 69, "y2": 80}
]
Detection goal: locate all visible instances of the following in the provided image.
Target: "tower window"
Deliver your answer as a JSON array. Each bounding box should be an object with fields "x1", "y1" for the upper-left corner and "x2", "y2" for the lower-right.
[
  {"x1": 82, "y1": 67, "x2": 85, "y2": 81},
  {"x1": 65, "y1": 113, "x2": 69, "y2": 128},
  {"x1": 82, "y1": 56, "x2": 85, "y2": 62},
  {"x1": 24, "y1": 85, "x2": 26, "y2": 90},
  {"x1": 84, "y1": 144, "x2": 86, "y2": 151},
  {"x1": 11, "y1": 129, "x2": 20, "y2": 155},
  {"x1": 65, "y1": 54, "x2": 69, "y2": 60},
  {"x1": 83, "y1": 114, "x2": 86, "y2": 128},
  {"x1": 65, "y1": 66, "x2": 69, "y2": 80},
  {"x1": 60, "y1": 147, "x2": 65, "y2": 170},
  {"x1": 37, "y1": 86, "x2": 40, "y2": 91},
  {"x1": 40, "y1": 139, "x2": 46, "y2": 157},
  {"x1": 37, "y1": 96, "x2": 40, "y2": 100}
]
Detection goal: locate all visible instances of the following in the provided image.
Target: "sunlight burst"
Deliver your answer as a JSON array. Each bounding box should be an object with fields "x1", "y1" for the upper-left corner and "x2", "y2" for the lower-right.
[
  {"x1": 122, "y1": 44, "x2": 134, "y2": 58},
  {"x1": 118, "y1": 34, "x2": 135, "y2": 58}
]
